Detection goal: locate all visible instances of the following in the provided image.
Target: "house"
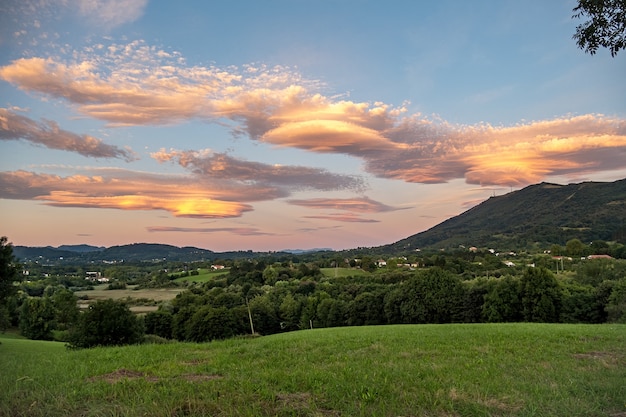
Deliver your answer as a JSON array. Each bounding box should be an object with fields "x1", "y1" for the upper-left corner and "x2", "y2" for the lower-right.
[{"x1": 587, "y1": 254, "x2": 614, "y2": 260}]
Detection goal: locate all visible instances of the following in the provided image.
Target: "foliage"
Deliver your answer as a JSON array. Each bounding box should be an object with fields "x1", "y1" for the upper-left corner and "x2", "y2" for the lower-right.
[
  {"x1": 573, "y1": 0, "x2": 626, "y2": 56},
  {"x1": 67, "y1": 299, "x2": 144, "y2": 348},
  {"x1": 606, "y1": 278, "x2": 626, "y2": 322},
  {"x1": 19, "y1": 296, "x2": 56, "y2": 340},
  {"x1": 482, "y1": 275, "x2": 523, "y2": 322},
  {"x1": 51, "y1": 288, "x2": 79, "y2": 329},
  {"x1": 144, "y1": 310, "x2": 173, "y2": 339},
  {"x1": 0, "y1": 236, "x2": 19, "y2": 304},
  {"x1": 520, "y1": 267, "x2": 562, "y2": 322}
]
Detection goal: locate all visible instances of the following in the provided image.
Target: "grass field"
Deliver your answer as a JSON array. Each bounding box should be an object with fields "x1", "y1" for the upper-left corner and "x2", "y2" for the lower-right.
[
  {"x1": 1, "y1": 323, "x2": 625, "y2": 417},
  {"x1": 320, "y1": 267, "x2": 371, "y2": 278},
  {"x1": 172, "y1": 268, "x2": 229, "y2": 283}
]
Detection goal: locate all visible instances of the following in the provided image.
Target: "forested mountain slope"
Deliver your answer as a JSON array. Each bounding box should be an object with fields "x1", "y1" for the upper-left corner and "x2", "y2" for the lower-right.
[{"x1": 385, "y1": 178, "x2": 626, "y2": 252}]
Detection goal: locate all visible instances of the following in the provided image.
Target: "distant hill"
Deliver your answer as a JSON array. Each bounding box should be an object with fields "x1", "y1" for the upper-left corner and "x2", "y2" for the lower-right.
[
  {"x1": 57, "y1": 244, "x2": 105, "y2": 253},
  {"x1": 13, "y1": 243, "x2": 218, "y2": 263},
  {"x1": 384, "y1": 178, "x2": 626, "y2": 252},
  {"x1": 13, "y1": 242, "x2": 290, "y2": 264}
]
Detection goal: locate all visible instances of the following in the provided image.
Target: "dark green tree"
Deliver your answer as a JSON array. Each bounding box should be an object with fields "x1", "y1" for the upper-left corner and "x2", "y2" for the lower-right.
[
  {"x1": 67, "y1": 299, "x2": 144, "y2": 348},
  {"x1": 573, "y1": 0, "x2": 626, "y2": 56},
  {"x1": 520, "y1": 267, "x2": 562, "y2": 322},
  {"x1": 399, "y1": 268, "x2": 465, "y2": 324},
  {"x1": 605, "y1": 278, "x2": 626, "y2": 322},
  {"x1": 186, "y1": 306, "x2": 246, "y2": 342},
  {"x1": 248, "y1": 294, "x2": 281, "y2": 335},
  {"x1": 348, "y1": 290, "x2": 386, "y2": 326},
  {"x1": 144, "y1": 310, "x2": 173, "y2": 339},
  {"x1": 0, "y1": 236, "x2": 18, "y2": 316},
  {"x1": 19, "y1": 297, "x2": 56, "y2": 340},
  {"x1": 482, "y1": 276, "x2": 523, "y2": 322},
  {"x1": 51, "y1": 288, "x2": 79, "y2": 330}
]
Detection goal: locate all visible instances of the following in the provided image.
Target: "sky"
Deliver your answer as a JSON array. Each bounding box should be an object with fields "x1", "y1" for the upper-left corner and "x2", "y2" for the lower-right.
[{"x1": 1, "y1": 0, "x2": 625, "y2": 252}]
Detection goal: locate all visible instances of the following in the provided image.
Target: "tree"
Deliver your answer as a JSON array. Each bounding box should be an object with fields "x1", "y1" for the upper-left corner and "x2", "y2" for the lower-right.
[
  {"x1": 19, "y1": 297, "x2": 56, "y2": 340},
  {"x1": 566, "y1": 238, "x2": 586, "y2": 257},
  {"x1": 573, "y1": 0, "x2": 626, "y2": 57},
  {"x1": 0, "y1": 236, "x2": 19, "y2": 304},
  {"x1": 51, "y1": 288, "x2": 79, "y2": 330},
  {"x1": 144, "y1": 310, "x2": 173, "y2": 339},
  {"x1": 399, "y1": 268, "x2": 465, "y2": 324},
  {"x1": 482, "y1": 276, "x2": 523, "y2": 322},
  {"x1": 520, "y1": 267, "x2": 562, "y2": 322},
  {"x1": 67, "y1": 299, "x2": 144, "y2": 348}
]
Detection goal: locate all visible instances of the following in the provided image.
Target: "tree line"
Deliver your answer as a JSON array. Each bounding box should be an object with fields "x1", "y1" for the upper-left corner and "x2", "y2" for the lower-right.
[{"x1": 2, "y1": 236, "x2": 625, "y2": 348}]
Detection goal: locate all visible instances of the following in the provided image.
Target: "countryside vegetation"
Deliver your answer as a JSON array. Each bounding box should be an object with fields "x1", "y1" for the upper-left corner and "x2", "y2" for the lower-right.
[{"x1": 1, "y1": 230, "x2": 626, "y2": 415}]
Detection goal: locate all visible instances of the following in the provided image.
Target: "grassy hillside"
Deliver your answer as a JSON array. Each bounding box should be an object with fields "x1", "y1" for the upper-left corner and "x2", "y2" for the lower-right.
[{"x1": 1, "y1": 323, "x2": 625, "y2": 417}]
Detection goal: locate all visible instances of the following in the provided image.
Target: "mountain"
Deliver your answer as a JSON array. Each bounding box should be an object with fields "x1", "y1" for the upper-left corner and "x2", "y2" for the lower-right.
[
  {"x1": 13, "y1": 242, "x2": 293, "y2": 263},
  {"x1": 384, "y1": 178, "x2": 626, "y2": 252},
  {"x1": 13, "y1": 243, "x2": 218, "y2": 263},
  {"x1": 57, "y1": 244, "x2": 105, "y2": 253}
]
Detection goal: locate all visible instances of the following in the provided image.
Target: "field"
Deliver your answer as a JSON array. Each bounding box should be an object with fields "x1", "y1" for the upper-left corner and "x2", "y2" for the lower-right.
[
  {"x1": 75, "y1": 285, "x2": 185, "y2": 313},
  {"x1": 172, "y1": 268, "x2": 229, "y2": 283},
  {"x1": 320, "y1": 267, "x2": 371, "y2": 278},
  {"x1": 1, "y1": 323, "x2": 625, "y2": 417}
]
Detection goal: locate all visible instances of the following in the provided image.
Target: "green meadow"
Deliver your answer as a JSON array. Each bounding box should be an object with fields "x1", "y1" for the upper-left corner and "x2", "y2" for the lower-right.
[{"x1": 1, "y1": 323, "x2": 625, "y2": 417}]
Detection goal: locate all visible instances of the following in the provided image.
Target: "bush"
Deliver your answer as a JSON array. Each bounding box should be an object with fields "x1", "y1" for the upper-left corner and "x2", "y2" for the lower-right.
[
  {"x1": 67, "y1": 299, "x2": 144, "y2": 348},
  {"x1": 19, "y1": 297, "x2": 56, "y2": 340}
]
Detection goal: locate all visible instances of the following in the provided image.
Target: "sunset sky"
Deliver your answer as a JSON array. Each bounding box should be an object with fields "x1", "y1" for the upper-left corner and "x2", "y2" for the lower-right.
[{"x1": 1, "y1": 0, "x2": 625, "y2": 252}]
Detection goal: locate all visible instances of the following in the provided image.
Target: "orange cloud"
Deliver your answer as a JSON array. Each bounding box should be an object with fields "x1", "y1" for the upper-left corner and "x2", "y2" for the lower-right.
[
  {"x1": 261, "y1": 120, "x2": 406, "y2": 154},
  {"x1": 2, "y1": 42, "x2": 625, "y2": 188},
  {"x1": 0, "y1": 170, "x2": 253, "y2": 218},
  {"x1": 42, "y1": 191, "x2": 250, "y2": 218}
]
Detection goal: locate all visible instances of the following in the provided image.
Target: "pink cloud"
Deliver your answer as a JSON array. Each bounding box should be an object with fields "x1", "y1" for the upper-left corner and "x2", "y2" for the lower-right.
[
  {"x1": 287, "y1": 196, "x2": 402, "y2": 213},
  {"x1": 0, "y1": 108, "x2": 135, "y2": 160}
]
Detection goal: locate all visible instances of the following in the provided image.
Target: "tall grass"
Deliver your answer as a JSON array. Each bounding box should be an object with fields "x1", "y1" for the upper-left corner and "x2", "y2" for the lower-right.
[{"x1": 1, "y1": 323, "x2": 625, "y2": 416}]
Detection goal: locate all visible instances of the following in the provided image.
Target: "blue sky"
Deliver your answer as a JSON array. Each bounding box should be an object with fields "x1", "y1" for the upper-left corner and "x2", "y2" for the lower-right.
[{"x1": 1, "y1": 0, "x2": 625, "y2": 251}]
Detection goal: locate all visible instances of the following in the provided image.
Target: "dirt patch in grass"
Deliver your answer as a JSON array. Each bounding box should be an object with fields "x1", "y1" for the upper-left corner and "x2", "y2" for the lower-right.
[
  {"x1": 573, "y1": 351, "x2": 624, "y2": 368},
  {"x1": 87, "y1": 369, "x2": 221, "y2": 384},
  {"x1": 87, "y1": 368, "x2": 160, "y2": 383},
  {"x1": 179, "y1": 373, "x2": 222, "y2": 382}
]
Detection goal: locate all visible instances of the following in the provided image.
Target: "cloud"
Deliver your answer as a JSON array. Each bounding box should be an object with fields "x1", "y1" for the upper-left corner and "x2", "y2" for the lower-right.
[
  {"x1": 2, "y1": 0, "x2": 147, "y2": 34},
  {"x1": 75, "y1": 0, "x2": 148, "y2": 28},
  {"x1": 0, "y1": 108, "x2": 135, "y2": 160},
  {"x1": 287, "y1": 197, "x2": 403, "y2": 213},
  {"x1": 146, "y1": 226, "x2": 274, "y2": 236},
  {"x1": 0, "y1": 170, "x2": 254, "y2": 218},
  {"x1": 151, "y1": 148, "x2": 366, "y2": 192},
  {"x1": 2, "y1": 41, "x2": 625, "y2": 187},
  {"x1": 302, "y1": 214, "x2": 380, "y2": 223}
]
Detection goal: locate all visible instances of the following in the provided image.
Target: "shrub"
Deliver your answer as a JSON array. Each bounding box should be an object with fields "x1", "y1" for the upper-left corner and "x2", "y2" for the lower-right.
[{"x1": 67, "y1": 299, "x2": 144, "y2": 348}]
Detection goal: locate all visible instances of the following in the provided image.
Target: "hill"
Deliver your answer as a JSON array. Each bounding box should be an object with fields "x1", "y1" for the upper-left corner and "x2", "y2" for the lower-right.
[
  {"x1": 12, "y1": 242, "x2": 291, "y2": 263},
  {"x1": 1, "y1": 324, "x2": 624, "y2": 416},
  {"x1": 385, "y1": 178, "x2": 626, "y2": 252}
]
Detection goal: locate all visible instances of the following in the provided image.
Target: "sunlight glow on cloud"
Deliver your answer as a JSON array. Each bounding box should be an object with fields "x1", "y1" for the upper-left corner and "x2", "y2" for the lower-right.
[
  {"x1": 0, "y1": 170, "x2": 254, "y2": 218},
  {"x1": 0, "y1": 108, "x2": 135, "y2": 160}
]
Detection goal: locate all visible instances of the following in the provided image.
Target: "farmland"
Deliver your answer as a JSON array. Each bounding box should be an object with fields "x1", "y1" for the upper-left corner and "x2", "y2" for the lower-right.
[{"x1": 1, "y1": 323, "x2": 625, "y2": 417}]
